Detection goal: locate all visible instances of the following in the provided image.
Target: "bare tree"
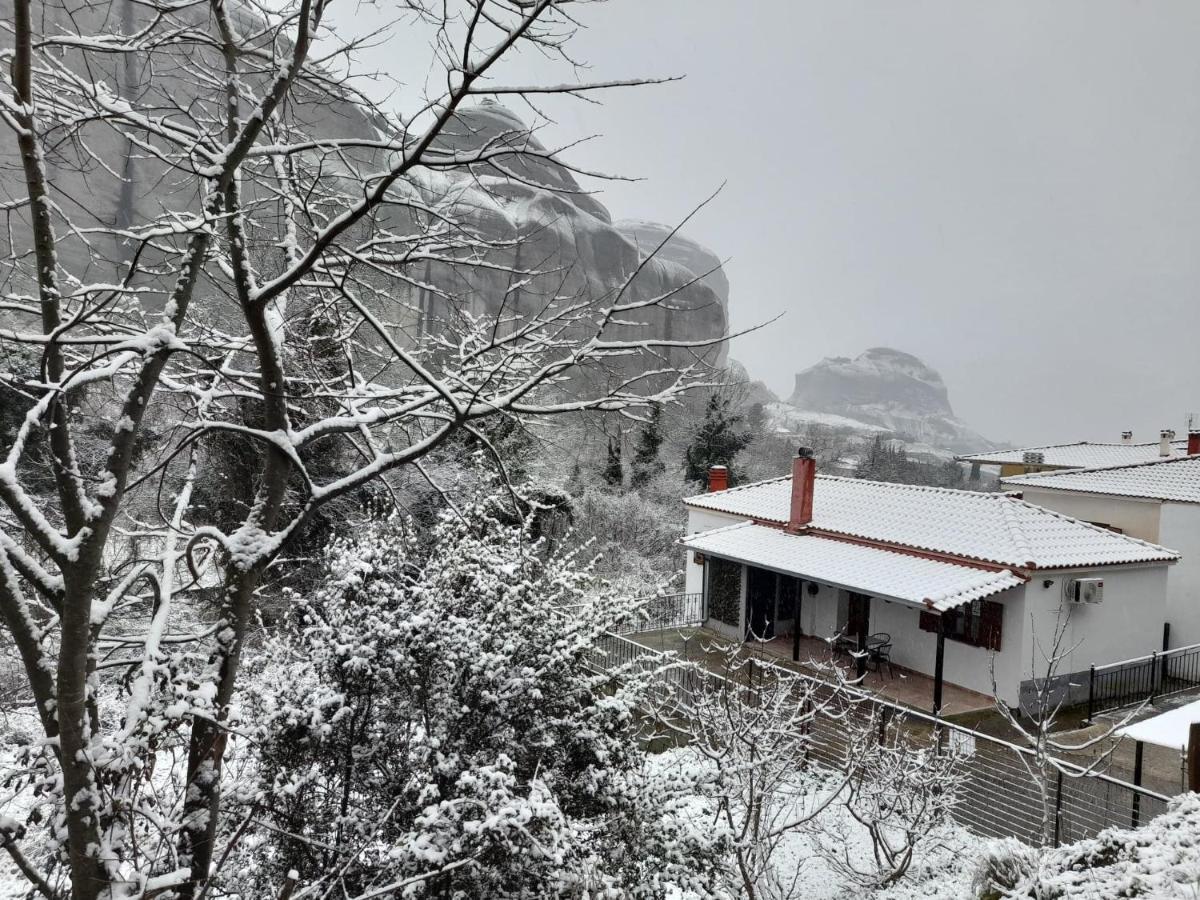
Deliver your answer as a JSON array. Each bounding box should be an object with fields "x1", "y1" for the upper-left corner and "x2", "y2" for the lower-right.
[
  {"x1": 0, "y1": 1, "x2": 729, "y2": 897},
  {"x1": 991, "y1": 606, "x2": 1142, "y2": 846},
  {"x1": 814, "y1": 708, "x2": 961, "y2": 888},
  {"x1": 681, "y1": 650, "x2": 857, "y2": 900}
]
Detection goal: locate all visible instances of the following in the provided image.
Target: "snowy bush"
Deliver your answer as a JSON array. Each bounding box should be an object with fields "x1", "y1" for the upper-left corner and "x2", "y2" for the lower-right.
[
  {"x1": 992, "y1": 793, "x2": 1200, "y2": 898},
  {"x1": 231, "y1": 495, "x2": 730, "y2": 898},
  {"x1": 969, "y1": 838, "x2": 1039, "y2": 900}
]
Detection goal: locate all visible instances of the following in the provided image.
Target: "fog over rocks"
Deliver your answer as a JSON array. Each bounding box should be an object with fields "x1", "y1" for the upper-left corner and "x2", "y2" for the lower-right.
[{"x1": 785, "y1": 347, "x2": 997, "y2": 454}]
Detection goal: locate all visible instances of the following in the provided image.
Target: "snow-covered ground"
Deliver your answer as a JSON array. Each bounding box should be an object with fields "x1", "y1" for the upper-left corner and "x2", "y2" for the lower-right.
[{"x1": 648, "y1": 748, "x2": 983, "y2": 899}]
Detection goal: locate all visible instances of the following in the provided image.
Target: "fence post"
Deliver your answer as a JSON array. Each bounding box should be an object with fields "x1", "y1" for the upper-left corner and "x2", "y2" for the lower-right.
[
  {"x1": 1086, "y1": 665, "x2": 1095, "y2": 722},
  {"x1": 1131, "y1": 740, "x2": 1144, "y2": 828},
  {"x1": 1150, "y1": 652, "x2": 1158, "y2": 699},
  {"x1": 1161, "y1": 622, "x2": 1171, "y2": 684},
  {"x1": 1053, "y1": 769, "x2": 1064, "y2": 847}
]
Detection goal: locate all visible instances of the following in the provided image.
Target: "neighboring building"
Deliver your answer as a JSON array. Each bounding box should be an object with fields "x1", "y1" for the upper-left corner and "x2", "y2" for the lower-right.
[
  {"x1": 956, "y1": 431, "x2": 1189, "y2": 478},
  {"x1": 682, "y1": 454, "x2": 1179, "y2": 713},
  {"x1": 1003, "y1": 435, "x2": 1200, "y2": 647}
]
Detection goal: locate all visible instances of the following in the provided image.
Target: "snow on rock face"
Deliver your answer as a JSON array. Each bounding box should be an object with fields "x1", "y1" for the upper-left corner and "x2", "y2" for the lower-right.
[
  {"x1": 0, "y1": 2, "x2": 730, "y2": 374},
  {"x1": 786, "y1": 347, "x2": 996, "y2": 454},
  {"x1": 396, "y1": 101, "x2": 730, "y2": 371}
]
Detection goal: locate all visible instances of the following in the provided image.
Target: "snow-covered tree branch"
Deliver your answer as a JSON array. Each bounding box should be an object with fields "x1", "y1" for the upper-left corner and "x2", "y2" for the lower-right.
[{"x1": 0, "y1": 1, "x2": 727, "y2": 896}]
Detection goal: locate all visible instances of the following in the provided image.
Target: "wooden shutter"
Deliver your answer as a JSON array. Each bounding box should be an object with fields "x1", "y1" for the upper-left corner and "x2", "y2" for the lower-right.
[{"x1": 980, "y1": 601, "x2": 1003, "y2": 652}]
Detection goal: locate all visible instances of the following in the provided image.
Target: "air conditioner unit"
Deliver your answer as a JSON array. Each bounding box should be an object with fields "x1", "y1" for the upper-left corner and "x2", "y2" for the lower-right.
[{"x1": 1066, "y1": 578, "x2": 1104, "y2": 605}]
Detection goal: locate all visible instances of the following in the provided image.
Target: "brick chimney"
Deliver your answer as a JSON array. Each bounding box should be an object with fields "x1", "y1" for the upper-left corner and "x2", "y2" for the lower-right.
[
  {"x1": 707, "y1": 465, "x2": 729, "y2": 493},
  {"x1": 788, "y1": 447, "x2": 816, "y2": 532},
  {"x1": 1160, "y1": 430, "x2": 1175, "y2": 457},
  {"x1": 1189, "y1": 431, "x2": 1200, "y2": 455},
  {"x1": 1120, "y1": 431, "x2": 1133, "y2": 445}
]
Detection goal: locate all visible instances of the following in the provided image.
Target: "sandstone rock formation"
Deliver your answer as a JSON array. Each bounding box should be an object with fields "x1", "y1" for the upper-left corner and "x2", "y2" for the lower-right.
[{"x1": 786, "y1": 347, "x2": 995, "y2": 454}]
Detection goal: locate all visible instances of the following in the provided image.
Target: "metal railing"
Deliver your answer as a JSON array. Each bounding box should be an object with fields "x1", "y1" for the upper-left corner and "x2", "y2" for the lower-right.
[
  {"x1": 593, "y1": 628, "x2": 1172, "y2": 848},
  {"x1": 1086, "y1": 641, "x2": 1200, "y2": 720},
  {"x1": 616, "y1": 592, "x2": 703, "y2": 634}
]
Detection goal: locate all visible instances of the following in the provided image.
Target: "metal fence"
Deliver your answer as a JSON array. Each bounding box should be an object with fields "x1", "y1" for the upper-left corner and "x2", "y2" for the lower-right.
[
  {"x1": 616, "y1": 592, "x2": 704, "y2": 634},
  {"x1": 592, "y1": 630, "x2": 1172, "y2": 848},
  {"x1": 1087, "y1": 641, "x2": 1200, "y2": 720}
]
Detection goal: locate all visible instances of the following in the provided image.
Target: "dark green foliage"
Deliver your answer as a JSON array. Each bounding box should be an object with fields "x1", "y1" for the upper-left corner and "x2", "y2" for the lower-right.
[
  {"x1": 630, "y1": 405, "x2": 666, "y2": 488},
  {"x1": 856, "y1": 434, "x2": 968, "y2": 488},
  {"x1": 0, "y1": 346, "x2": 56, "y2": 494},
  {"x1": 684, "y1": 393, "x2": 753, "y2": 486},
  {"x1": 603, "y1": 436, "x2": 624, "y2": 486}
]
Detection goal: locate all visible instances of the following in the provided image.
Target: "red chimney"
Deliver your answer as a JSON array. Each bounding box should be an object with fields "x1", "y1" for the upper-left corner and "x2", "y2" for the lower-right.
[
  {"x1": 789, "y1": 448, "x2": 816, "y2": 532},
  {"x1": 1189, "y1": 431, "x2": 1200, "y2": 455},
  {"x1": 707, "y1": 465, "x2": 729, "y2": 493}
]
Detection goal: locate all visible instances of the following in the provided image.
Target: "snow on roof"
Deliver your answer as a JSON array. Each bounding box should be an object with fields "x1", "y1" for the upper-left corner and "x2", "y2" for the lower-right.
[
  {"x1": 1115, "y1": 698, "x2": 1200, "y2": 749},
  {"x1": 955, "y1": 440, "x2": 1190, "y2": 470},
  {"x1": 682, "y1": 522, "x2": 1024, "y2": 611},
  {"x1": 684, "y1": 475, "x2": 1179, "y2": 570},
  {"x1": 1002, "y1": 454, "x2": 1200, "y2": 504}
]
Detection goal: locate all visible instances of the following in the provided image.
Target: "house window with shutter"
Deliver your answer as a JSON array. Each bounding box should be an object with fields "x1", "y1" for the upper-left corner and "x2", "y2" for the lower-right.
[{"x1": 918, "y1": 600, "x2": 1003, "y2": 651}]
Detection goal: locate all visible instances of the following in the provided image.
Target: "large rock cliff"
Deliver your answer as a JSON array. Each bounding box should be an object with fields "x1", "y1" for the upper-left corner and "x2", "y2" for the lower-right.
[
  {"x1": 0, "y1": 0, "x2": 729, "y2": 370},
  {"x1": 784, "y1": 348, "x2": 995, "y2": 455}
]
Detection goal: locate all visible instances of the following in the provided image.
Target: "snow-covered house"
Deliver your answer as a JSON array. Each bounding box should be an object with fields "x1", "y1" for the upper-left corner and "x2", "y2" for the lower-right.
[
  {"x1": 1003, "y1": 438, "x2": 1200, "y2": 647},
  {"x1": 682, "y1": 452, "x2": 1180, "y2": 713},
  {"x1": 956, "y1": 431, "x2": 1190, "y2": 478}
]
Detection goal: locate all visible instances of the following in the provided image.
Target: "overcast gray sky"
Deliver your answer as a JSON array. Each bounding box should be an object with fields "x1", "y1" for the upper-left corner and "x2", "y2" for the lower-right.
[{"x1": 333, "y1": 0, "x2": 1200, "y2": 446}]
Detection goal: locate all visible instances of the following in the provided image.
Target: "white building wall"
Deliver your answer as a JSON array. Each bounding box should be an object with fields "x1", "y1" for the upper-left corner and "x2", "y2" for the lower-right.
[
  {"x1": 1022, "y1": 567, "x2": 1168, "y2": 696},
  {"x1": 1017, "y1": 488, "x2": 1162, "y2": 543},
  {"x1": 1159, "y1": 503, "x2": 1200, "y2": 646},
  {"x1": 869, "y1": 587, "x2": 1026, "y2": 706},
  {"x1": 797, "y1": 582, "x2": 839, "y2": 639},
  {"x1": 684, "y1": 507, "x2": 745, "y2": 595}
]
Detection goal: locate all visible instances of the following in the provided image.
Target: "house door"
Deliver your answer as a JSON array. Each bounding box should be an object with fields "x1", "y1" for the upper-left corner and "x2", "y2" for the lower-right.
[
  {"x1": 745, "y1": 567, "x2": 777, "y2": 641},
  {"x1": 837, "y1": 591, "x2": 871, "y2": 640}
]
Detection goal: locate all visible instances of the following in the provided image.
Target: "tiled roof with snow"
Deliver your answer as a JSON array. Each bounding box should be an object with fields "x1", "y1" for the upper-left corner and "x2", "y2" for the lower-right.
[
  {"x1": 682, "y1": 522, "x2": 1024, "y2": 611},
  {"x1": 684, "y1": 475, "x2": 1178, "y2": 569},
  {"x1": 955, "y1": 441, "x2": 1189, "y2": 470},
  {"x1": 1002, "y1": 454, "x2": 1200, "y2": 504}
]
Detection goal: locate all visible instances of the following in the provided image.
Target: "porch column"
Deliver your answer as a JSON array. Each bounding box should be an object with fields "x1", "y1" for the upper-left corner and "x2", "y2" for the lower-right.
[
  {"x1": 932, "y1": 617, "x2": 946, "y2": 717},
  {"x1": 856, "y1": 596, "x2": 870, "y2": 680},
  {"x1": 792, "y1": 580, "x2": 803, "y2": 662}
]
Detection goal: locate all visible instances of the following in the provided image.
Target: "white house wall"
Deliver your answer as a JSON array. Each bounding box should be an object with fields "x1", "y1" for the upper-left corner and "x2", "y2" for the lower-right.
[
  {"x1": 1018, "y1": 487, "x2": 1162, "y2": 543},
  {"x1": 868, "y1": 587, "x2": 1026, "y2": 707},
  {"x1": 1160, "y1": 503, "x2": 1200, "y2": 646},
  {"x1": 684, "y1": 507, "x2": 746, "y2": 595},
  {"x1": 1020, "y1": 567, "x2": 1168, "y2": 709}
]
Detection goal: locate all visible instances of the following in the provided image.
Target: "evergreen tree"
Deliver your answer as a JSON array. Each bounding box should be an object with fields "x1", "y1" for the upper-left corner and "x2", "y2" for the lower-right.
[
  {"x1": 684, "y1": 393, "x2": 753, "y2": 485},
  {"x1": 630, "y1": 404, "x2": 666, "y2": 488},
  {"x1": 603, "y1": 435, "x2": 624, "y2": 486}
]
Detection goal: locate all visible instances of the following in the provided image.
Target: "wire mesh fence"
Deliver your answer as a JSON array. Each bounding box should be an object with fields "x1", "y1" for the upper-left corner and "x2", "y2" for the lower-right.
[{"x1": 591, "y1": 629, "x2": 1173, "y2": 848}]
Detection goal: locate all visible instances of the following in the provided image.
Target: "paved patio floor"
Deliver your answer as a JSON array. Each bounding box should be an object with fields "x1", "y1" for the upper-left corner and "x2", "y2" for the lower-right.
[{"x1": 628, "y1": 626, "x2": 995, "y2": 717}]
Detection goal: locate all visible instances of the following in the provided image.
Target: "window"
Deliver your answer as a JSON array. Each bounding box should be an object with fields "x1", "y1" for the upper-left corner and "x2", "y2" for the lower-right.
[
  {"x1": 707, "y1": 558, "x2": 741, "y2": 627},
  {"x1": 918, "y1": 599, "x2": 1002, "y2": 651}
]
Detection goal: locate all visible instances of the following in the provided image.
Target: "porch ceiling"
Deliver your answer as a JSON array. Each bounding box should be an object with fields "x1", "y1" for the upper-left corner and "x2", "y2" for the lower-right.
[{"x1": 683, "y1": 521, "x2": 1025, "y2": 612}]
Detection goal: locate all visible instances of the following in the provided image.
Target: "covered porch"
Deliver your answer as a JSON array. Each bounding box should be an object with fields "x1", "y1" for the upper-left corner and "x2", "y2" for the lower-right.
[
  {"x1": 681, "y1": 521, "x2": 1024, "y2": 715},
  {"x1": 629, "y1": 626, "x2": 996, "y2": 716}
]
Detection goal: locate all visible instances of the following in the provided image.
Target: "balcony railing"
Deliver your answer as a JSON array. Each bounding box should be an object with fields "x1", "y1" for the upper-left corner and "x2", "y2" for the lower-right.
[
  {"x1": 616, "y1": 592, "x2": 704, "y2": 634},
  {"x1": 1087, "y1": 640, "x2": 1200, "y2": 720}
]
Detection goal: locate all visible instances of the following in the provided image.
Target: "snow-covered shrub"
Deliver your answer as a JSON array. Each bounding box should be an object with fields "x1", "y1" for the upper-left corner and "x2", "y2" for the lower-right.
[
  {"x1": 994, "y1": 793, "x2": 1200, "y2": 898},
  {"x1": 232, "y1": 494, "x2": 730, "y2": 898},
  {"x1": 969, "y1": 838, "x2": 1039, "y2": 899}
]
